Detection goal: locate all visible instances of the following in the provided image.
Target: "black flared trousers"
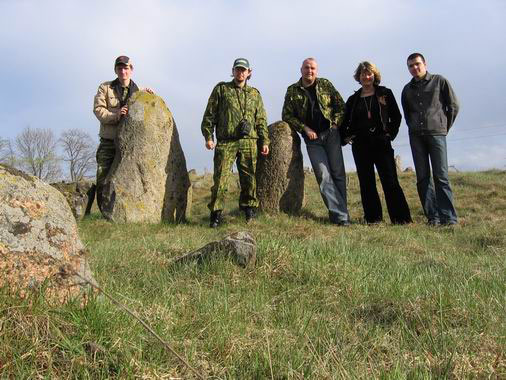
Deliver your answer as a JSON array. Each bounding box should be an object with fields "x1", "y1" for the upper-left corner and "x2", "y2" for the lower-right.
[{"x1": 352, "y1": 137, "x2": 412, "y2": 224}]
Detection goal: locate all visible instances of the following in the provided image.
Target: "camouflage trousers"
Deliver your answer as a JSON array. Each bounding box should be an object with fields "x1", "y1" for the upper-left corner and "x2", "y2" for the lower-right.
[
  {"x1": 95, "y1": 138, "x2": 115, "y2": 211},
  {"x1": 208, "y1": 139, "x2": 258, "y2": 212}
]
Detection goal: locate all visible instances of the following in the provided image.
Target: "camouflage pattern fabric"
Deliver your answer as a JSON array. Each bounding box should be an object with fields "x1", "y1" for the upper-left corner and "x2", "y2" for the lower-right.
[
  {"x1": 121, "y1": 86, "x2": 129, "y2": 102},
  {"x1": 95, "y1": 137, "x2": 115, "y2": 211},
  {"x1": 282, "y1": 77, "x2": 346, "y2": 133},
  {"x1": 201, "y1": 81, "x2": 269, "y2": 145},
  {"x1": 208, "y1": 139, "x2": 258, "y2": 212}
]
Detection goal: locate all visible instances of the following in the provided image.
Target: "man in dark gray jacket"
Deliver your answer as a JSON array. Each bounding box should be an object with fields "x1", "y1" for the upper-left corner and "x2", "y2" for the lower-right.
[{"x1": 401, "y1": 52, "x2": 459, "y2": 226}]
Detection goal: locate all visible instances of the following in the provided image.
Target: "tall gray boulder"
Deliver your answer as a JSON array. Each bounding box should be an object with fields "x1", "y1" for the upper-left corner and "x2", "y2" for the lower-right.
[
  {"x1": 256, "y1": 121, "x2": 305, "y2": 214},
  {"x1": 0, "y1": 164, "x2": 96, "y2": 304},
  {"x1": 101, "y1": 92, "x2": 192, "y2": 223}
]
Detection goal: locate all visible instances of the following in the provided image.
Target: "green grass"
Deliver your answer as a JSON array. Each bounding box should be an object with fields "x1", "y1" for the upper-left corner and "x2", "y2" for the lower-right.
[{"x1": 1, "y1": 170, "x2": 505, "y2": 378}]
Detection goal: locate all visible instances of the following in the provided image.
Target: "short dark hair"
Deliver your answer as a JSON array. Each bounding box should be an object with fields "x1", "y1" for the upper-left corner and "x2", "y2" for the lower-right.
[{"x1": 407, "y1": 52, "x2": 425, "y2": 63}]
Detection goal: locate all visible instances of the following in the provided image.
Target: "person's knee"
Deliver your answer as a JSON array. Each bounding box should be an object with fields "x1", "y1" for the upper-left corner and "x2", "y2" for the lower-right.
[
  {"x1": 319, "y1": 170, "x2": 332, "y2": 186},
  {"x1": 379, "y1": 172, "x2": 398, "y2": 187},
  {"x1": 416, "y1": 175, "x2": 432, "y2": 188},
  {"x1": 431, "y1": 166, "x2": 449, "y2": 182},
  {"x1": 415, "y1": 167, "x2": 432, "y2": 181},
  {"x1": 315, "y1": 161, "x2": 330, "y2": 175},
  {"x1": 329, "y1": 167, "x2": 345, "y2": 181},
  {"x1": 433, "y1": 175, "x2": 450, "y2": 187}
]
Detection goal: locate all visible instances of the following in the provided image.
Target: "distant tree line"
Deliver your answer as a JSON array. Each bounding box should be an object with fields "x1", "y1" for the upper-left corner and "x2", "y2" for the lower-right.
[{"x1": 0, "y1": 127, "x2": 97, "y2": 183}]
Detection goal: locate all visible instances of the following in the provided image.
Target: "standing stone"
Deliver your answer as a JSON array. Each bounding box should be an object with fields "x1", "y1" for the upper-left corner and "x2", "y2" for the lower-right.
[
  {"x1": 256, "y1": 121, "x2": 305, "y2": 214},
  {"x1": 395, "y1": 155, "x2": 402, "y2": 173},
  {"x1": 101, "y1": 92, "x2": 191, "y2": 223},
  {"x1": 0, "y1": 164, "x2": 96, "y2": 304}
]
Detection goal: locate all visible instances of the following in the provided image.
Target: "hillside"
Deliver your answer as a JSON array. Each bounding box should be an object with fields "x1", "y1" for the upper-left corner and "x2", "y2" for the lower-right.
[{"x1": 1, "y1": 170, "x2": 505, "y2": 378}]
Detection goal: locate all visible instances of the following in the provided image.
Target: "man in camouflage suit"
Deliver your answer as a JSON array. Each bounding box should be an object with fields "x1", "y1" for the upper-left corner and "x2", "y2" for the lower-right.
[
  {"x1": 93, "y1": 56, "x2": 153, "y2": 215},
  {"x1": 282, "y1": 58, "x2": 349, "y2": 225},
  {"x1": 201, "y1": 58, "x2": 270, "y2": 227}
]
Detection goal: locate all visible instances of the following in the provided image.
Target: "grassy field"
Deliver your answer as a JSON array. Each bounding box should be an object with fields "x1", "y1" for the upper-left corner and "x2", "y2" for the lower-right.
[{"x1": 1, "y1": 170, "x2": 505, "y2": 378}]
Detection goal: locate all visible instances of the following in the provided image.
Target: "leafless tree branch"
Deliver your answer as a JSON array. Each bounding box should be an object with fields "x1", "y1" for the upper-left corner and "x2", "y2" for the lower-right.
[
  {"x1": 59, "y1": 129, "x2": 97, "y2": 181},
  {"x1": 0, "y1": 137, "x2": 17, "y2": 167},
  {"x1": 15, "y1": 127, "x2": 61, "y2": 182}
]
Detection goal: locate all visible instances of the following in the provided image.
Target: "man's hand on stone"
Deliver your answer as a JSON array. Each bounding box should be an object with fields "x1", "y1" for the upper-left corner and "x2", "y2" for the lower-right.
[
  {"x1": 260, "y1": 145, "x2": 269, "y2": 156},
  {"x1": 143, "y1": 87, "x2": 155, "y2": 94}
]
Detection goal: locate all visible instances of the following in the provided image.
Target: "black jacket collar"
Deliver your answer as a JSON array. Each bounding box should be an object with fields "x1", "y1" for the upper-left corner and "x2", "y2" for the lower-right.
[{"x1": 111, "y1": 78, "x2": 139, "y2": 106}]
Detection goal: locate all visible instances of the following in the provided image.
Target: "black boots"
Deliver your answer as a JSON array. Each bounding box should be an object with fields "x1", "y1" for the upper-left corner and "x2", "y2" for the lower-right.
[
  {"x1": 329, "y1": 212, "x2": 350, "y2": 226},
  {"x1": 210, "y1": 208, "x2": 256, "y2": 228},
  {"x1": 209, "y1": 210, "x2": 222, "y2": 228},
  {"x1": 244, "y1": 207, "x2": 256, "y2": 223}
]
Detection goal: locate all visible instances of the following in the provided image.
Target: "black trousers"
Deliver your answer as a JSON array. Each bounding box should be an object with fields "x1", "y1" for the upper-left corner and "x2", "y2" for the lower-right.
[{"x1": 352, "y1": 136, "x2": 412, "y2": 224}]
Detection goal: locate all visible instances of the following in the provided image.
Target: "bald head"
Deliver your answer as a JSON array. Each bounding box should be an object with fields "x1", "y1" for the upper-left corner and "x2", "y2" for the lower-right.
[
  {"x1": 302, "y1": 57, "x2": 318, "y2": 67},
  {"x1": 301, "y1": 57, "x2": 318, "y2": 87}
]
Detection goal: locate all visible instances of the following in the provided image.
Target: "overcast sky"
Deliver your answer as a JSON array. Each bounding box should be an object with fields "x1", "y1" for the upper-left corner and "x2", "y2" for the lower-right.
[{"x1": 1, "y1": 0, "x2": 505, "y2": 173}]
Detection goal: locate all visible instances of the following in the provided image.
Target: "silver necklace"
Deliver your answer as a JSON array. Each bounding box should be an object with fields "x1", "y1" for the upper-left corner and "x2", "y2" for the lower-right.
[{"x1": 363, "y1": 96, "x2": 373, "y2": 119}]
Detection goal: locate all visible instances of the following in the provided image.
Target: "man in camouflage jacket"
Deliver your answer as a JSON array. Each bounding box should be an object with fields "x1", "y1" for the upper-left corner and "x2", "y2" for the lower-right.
[
  {"x1": 201, "y1": 58, "x2": 269, "y2": 227},
  {"x1": 282, "y1": 58, "x2": 349, "y2": 225}
]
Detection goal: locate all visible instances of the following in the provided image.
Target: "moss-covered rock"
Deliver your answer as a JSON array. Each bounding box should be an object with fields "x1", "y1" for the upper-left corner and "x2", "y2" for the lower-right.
[
  {"x1": 101, "y1": 92, "x2": 191, "y2": 223},
  {"x1": 0, "y1": 164, "x2": 96, "y2": 304},
  {"x1": 256, "y1": 121, "x2": 305, "y2": 214}
]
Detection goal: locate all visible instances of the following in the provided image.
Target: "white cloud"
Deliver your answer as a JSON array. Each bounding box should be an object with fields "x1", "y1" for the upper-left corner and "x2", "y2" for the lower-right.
[{"x1": 1, "y1": 0, "x2": 505, "y2": 171}]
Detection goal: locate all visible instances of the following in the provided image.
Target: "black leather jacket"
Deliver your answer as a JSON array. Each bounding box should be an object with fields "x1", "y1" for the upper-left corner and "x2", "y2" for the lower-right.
[{"x1": 340, "y1": 85, "x2": 402, "y2": 144}]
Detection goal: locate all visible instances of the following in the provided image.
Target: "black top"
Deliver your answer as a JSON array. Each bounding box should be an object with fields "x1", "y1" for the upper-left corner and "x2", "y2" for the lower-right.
[
  {"x1": 305, "y1": 82, "x2": 331, "y2": 133},
  {"x1": 354, "y1": 95, "x2": 382, "y2": 136},
  {"x1": 340, "y1": 85, "x2": 403, "y2": 145}
]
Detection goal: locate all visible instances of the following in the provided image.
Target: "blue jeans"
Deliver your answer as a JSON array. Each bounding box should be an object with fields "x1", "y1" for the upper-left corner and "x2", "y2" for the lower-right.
[
  {"x1": 306, "y1": 127, "x2": 349, "y2": 222},
  {"x1": 409, "y1": 134, "x2": 457, "y2": 224}
]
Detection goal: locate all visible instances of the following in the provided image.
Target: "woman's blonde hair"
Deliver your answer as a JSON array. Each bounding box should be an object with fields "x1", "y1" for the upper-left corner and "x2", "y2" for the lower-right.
[{"x1": 353, "y1": 61, "x2": 381, "y2": 85}]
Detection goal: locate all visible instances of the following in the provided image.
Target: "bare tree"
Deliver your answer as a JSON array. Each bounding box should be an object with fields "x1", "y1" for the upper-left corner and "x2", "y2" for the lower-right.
[
  {"x1": 59, "y1": 129, "x2": 97, "y2": 181},
  {"x1": 0, "y1": 137, "x2": 6, "y2": 152},
  {"x1": 0, "y1": 137, "x2": 17, "y2": 167},
  {"x1": 15, "y1": 127, "x2": 61, "y2": 182}
]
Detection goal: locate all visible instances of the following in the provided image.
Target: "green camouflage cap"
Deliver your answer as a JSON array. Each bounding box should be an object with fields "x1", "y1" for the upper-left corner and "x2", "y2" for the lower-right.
[{"x1": 233, "y1": 58, "x2": 250, "y2": 69}]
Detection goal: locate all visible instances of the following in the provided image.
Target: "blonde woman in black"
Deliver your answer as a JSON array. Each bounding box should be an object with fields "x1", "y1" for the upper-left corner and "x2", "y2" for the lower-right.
[{"x1": 341, "y1": 61, "x2": 412, "y2": 224}]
